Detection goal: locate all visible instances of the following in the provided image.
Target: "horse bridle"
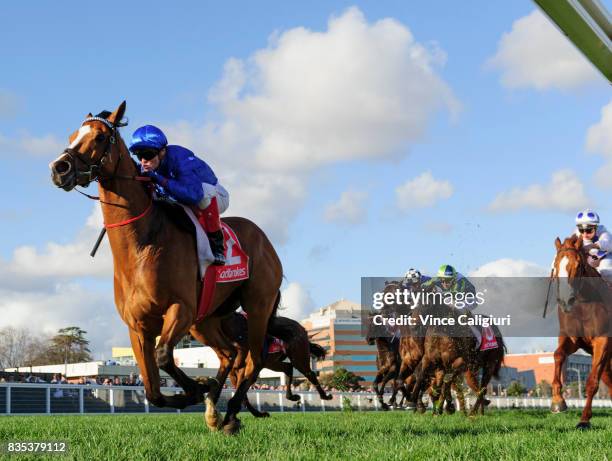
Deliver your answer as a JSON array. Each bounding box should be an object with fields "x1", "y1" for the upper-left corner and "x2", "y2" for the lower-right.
[
  {"x1": 59, "y1": 116, "x2": 125, "y2": 187},
  {"x1": 553, "y1": 246, "x2": 587, "y2": 306}
]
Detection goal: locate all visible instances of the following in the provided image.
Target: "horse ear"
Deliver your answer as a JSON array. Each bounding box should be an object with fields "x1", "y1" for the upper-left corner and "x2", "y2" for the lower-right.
[
  {"x1": 85, "y1": 112, "x2": 93, "y2": 119},
  {"x1": 574, "y1": 237, "x2": 583, "y2": 250},
  {"x1": 555, "y1": 237, "x2": 562, "y2": 250},
  {"x1": 107, "y1": 101, "x2": 126, "y2": 125}
]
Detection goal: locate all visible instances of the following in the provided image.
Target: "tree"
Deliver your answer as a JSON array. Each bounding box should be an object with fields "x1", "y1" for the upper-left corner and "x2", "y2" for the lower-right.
[
  {"x1": 507, "y1": 381, "x2": 526, "y2": 397},
  {"x1": 0, "y1": 327, "x2": 46, "y2": 369},
  {"x1": 536, "y1": 380, "x2": 552, "y2": 398},
  {"x1": 320, "y1": 368, "x2": 363, "y2": 391},
  {"x1": 43, "y1": 327, "x2": 93, "y2": 365}
]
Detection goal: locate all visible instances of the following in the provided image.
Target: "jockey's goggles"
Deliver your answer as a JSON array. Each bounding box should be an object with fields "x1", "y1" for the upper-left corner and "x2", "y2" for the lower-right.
[
  {"x1": 578, "y1": 226, "x2": 596, "y2": 234},
  {"x1": 133, "y1": 148, "x2": 161, "y2": 161}
]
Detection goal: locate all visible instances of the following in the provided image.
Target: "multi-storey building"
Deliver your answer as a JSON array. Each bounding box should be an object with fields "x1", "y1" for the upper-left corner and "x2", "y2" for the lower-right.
[{"x1": 301, "y1": 299, "x2": 377, "y2": 384}]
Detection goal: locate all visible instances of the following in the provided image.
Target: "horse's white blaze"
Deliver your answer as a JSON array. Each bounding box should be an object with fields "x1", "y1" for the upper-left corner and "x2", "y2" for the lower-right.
[
  {"x1": 69, "y1": 125, "x2": 91, "y2": 148},
  {"x1": 557, "y1": 256, "x2": 569, "y2": 278},
  {"x1": 49, "y1": 125, "x2": 92, "y2": 168}
]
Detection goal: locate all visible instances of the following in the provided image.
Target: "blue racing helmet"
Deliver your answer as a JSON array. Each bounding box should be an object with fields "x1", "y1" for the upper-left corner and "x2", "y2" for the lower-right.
[{"x1": 129, "y1": 125, "x2": 168, "y2": 152}]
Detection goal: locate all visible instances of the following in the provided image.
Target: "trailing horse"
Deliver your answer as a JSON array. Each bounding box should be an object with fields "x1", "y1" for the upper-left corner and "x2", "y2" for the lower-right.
[
  {"x1": 208, "y1": 312, "x2": 332, "y2": 418},
  {"x1": 49, "y1": 102, "x2": 283, "y2": 435},
  {"x1": 549, "y1": 236, "x2": 612, "y2": 429}
]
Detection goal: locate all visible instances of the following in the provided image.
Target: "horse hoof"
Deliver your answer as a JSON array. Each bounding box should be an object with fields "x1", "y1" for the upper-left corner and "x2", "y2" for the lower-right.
[
  {"x1": 261, "y1": 411, "x2": 270, "y2": 418},
  {"x1": 204, "y1": 398, "x2": 222, "y2": 431},
  {"x1": 576, "y1": 422, "x2": 591, "y2": 430},
  {"x1": 445, "y1": 404, "x2": 456, "y2": 415},
  {"x1": 416, "y1": 406, "x2": 427, "y2": 414},
  {"x1": 381, "y1": 403, "x2": 390, "y2": 411},
  {"x1": 323, "y1": 394, "x2": 333, "y2": 401},
  {"x1": 483, "y1": 399, "x2": 491, "y2": 407},
  {"x1": 287, "y1": 395, "x2": 301, "y2": 402},
  {"x1": 551, "y1": 401, "x2": 568, "y2": 413},
  {"x1": 223, "y1": 419, "x2": 241, "y2": 436}
]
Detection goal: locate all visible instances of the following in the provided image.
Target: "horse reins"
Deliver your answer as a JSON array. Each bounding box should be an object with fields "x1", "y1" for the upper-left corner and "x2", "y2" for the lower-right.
[
  {"x1": 60, "y1": 116, "x2": 154, "y2": 255},
  {"x1": 544, "y1": 246, "x2": 588, "y2": 317}
]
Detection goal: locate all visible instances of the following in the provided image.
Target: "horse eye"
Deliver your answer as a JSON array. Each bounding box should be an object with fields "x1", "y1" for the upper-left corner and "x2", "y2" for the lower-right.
[{"x1": 95, "y1": 133, "x2": 106, "y2": 142}]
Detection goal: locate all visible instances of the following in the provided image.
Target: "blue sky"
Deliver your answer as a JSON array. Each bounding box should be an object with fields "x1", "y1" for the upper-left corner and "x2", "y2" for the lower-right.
[{"x1": 0, "y1": 1, "x2": 610, "y2": 355}]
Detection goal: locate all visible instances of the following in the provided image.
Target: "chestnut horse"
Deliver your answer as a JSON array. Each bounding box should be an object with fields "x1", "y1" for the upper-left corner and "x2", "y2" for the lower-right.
[
  {"x1": 550, "y1": 236, "x2": 612, "y2": 429},
  {"x1": 49, "y1": 102, "x2": 282, "y2": 435}
]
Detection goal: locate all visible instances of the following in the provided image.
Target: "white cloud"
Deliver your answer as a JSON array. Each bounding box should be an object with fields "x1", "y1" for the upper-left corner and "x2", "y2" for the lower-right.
[
  {"x1": 488, "y1": 169, "x2": 590, "y2": 212},
  {"x1": 586, "y1": 100, "x2": 612, "y2": 188},
  {"x1": 0, "y1": 284, "x2": 126, "y2": 359},
  {"x1": 163, "y1": 7, "x2": 458, "y2": 243},
  {"x1": 0, "y1": 205, "x2": 122, "y2": 356},
  {"x1": 0, "y1": 131, "x2": 65, "y2": 158},
  {"x1": 0, "y1": 205, "x2": 112, "y2": 284},
  {"x1": 324, "y1": 189, "x2": 368, "y2": 225},
  {"x1": 279, "y1": 282, "x2": 316, "y2": 320},
  {"x1": 487, "y1": 10, "x2": 601, "y2": 90},
  {"x1": 395, "y1": 171, "x2": 453, "y2": 211},
  {"x1": 470, "y1": 258, "x2": 548, "y2": 277}
]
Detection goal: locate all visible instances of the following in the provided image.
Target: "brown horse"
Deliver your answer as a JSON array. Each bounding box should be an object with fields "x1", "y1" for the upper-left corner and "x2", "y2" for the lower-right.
[
  {"x1": 211, "y1": 313, "x2": 332, "y2": 417},
  {"x1": 365, "y1": 332, "x2": 405, "y2": 410},
  {"x1": 550, "y1": 236, "x2": 612, "y2": 429},
  {"x1": 49, "y1": 102, "x2": 283, "y2": 434},
  {"x1": 402, "y1": 297, "x2": 504, "y2": 416}
]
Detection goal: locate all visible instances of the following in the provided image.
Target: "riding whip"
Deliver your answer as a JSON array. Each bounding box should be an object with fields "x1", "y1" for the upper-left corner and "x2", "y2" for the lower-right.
[
  {"x1": 90, "y1": 228, "x2": 106, "y2": 258},
  {"x1": 542, "y1": 268, "x2": 554, "y2": 318}
]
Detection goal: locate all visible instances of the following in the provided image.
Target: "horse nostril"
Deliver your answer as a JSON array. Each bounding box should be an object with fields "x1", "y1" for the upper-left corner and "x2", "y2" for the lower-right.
[
  {"x1": 568, "y1": 297, "x2": 576, "y2": 307},
  {"x1": 53, "y1": 160, "x2": 72, "y2": 175}
]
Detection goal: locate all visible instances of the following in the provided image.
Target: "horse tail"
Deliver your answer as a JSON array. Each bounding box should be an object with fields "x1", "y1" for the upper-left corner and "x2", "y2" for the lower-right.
[{"x1": 309, "y1": 342, "x2": 327, "y2": 360}]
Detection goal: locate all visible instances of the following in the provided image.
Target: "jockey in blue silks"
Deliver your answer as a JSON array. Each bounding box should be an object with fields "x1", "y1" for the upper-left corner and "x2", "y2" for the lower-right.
[{"x1": 128, "y1": 125, "x2": 229, "y2": 265}]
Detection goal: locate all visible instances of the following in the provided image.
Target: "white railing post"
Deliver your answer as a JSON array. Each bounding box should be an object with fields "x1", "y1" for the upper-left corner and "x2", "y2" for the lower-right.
[
  {"x1": 256, "y1": 392, "x2": 261, "y2": 412},
  {"x1": 46, "y1": 387, "x2": 51, "y2": 414},
  {"x1": 278, "y1": 392, "x2": 284, "y2": 412},
  {"x1": 144, "y1": 397, "x2": 149, "y2": 413},
  {"x1": 321, "y1": 397, "x2": 325, "y2": 412},
  {"x1": 6, "y1": 386, "x2": 11, "y2": 415},
  {"x1": 357, "y1": 394, "x2": 361, "y2": 411},
  {"x1": 79, "y1": 388, "x2": 84, "y2": 414},
  {"x1": 300, "y1": 394, "x2": 305, "y2": 413},
  {"x1": 109, "y1": 389, "x2": 114, "y2": 414}
]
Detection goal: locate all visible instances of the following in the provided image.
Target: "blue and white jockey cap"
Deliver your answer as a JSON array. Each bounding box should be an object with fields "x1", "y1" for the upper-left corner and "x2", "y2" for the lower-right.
[
  {"x1": 575, "y1": 209, "x2": 599, "y2": 228},
  {"x1": 404, "y1": 268, "x2": 421, "y2": 284}
]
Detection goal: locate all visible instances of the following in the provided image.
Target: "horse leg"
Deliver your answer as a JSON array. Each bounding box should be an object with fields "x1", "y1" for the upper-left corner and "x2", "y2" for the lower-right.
[
  {"x1": 128, "y1": 328, "x2": 166, "y2": 408},
  {"x1": 205, "y1": 352, "x2": 235, "y2": 431},
  {"x1": 267, "y1": 359, "x2": 300, "y2": 401},
  {"x1": 551, "y1": 339, "x2": 577, "y2": 413},
  {"x1": 155, "y1": 303, "x2": 207, "y2": 408},
  {"x1": 221, "y1": 295, "x2": 275, "y2": 435},
  {"x1": 600, "y1": 365, "x2": 612, "y2": 401},
  {"x1": 290, "y1": 350, "x2": 332, "y2": 401},
  {"x1": 372, "y1": 367, "x2": 389, "y2": 410},
  {"x1": 411, "y1": 363, "x2": 429, "y2": 414},
  {"x1": 453, "y1": 379, "x2": 467, "y2": 416},
  {"x1": 470, "y1": 363, "x2": 493, "y2": 417},
  {"x1": 576, "y1": 339, "x2": 609, "y2": 429},
  {"x1": 431, "y1": 369, "x2": 446, "y2": 415},
  {"x1": 228, "y1": 369, "x2": 269, "y2": 418},
  {"x1": 189, "y1": 327, "x2": 238, "y2": 431}
]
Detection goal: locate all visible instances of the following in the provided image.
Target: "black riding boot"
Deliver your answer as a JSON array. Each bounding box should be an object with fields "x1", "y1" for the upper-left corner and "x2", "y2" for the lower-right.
[{"x1": 207, "y1": 230, "x2": 225, "y2": 265}]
